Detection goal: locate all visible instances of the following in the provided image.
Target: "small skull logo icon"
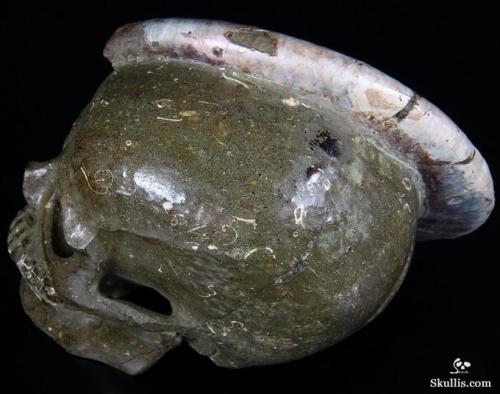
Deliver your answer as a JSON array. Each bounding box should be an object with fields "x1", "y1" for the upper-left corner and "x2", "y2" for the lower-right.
[{"x1": 451, "y1": 358, "x2": 471, "y2": 374}]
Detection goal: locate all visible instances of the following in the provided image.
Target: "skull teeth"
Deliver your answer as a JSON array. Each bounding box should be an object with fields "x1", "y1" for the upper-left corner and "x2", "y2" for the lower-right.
[{"x1": 9, "y1": 205, "x2": 60, "y2": 304}]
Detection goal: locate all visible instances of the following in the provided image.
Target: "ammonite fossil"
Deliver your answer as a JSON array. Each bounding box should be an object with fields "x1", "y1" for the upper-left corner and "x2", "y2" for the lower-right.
[{"x1": 8, "y1": 19, "x2": 494, "y2": 374}]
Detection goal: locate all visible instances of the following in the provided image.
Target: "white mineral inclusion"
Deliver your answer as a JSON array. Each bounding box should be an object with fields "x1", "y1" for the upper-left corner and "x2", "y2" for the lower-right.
[
  {"x1": 292, "y1": 169, "x2": 331, "y2": 209},
  {"x1": 24, "y1": 167, "x2": 48, "y2": 206},
  {"x1": 29, "y1": 167, "x2": 48, "y2": 177},
  {"x1": 133, "y1": 168, "x2": 186, "y2": 206},
  {"x1": 291, "y1": 168, "x2": 334, "y2": 228},
  {"x1": 62, "y1": 205, "x2": 96, "y2": 250}
]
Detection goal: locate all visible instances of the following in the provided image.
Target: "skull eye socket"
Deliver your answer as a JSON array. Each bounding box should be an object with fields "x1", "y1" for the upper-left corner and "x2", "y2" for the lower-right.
[
  {"x1": 98, "y1": 274, "x2": 173, "y2": 316},
  {"x1": 51, "y1": 201, "x2": 74, "y2": 258}
]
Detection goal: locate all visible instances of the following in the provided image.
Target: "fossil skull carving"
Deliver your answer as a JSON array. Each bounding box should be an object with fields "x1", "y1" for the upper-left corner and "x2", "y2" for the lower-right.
[{"x1": 8, "y1": 19, "x2": 494, "y2": 374}]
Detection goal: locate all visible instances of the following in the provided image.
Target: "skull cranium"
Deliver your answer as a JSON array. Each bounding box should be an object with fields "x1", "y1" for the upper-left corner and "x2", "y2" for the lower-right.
[{"x1": 8, "y1": 59, "x2": 420, "y2": 374}]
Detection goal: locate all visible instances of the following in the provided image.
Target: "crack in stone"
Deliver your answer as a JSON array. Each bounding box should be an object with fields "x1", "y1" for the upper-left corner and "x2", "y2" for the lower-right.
[{"x1": 392, "y1": 92, "x2": 419, "y2": 122}]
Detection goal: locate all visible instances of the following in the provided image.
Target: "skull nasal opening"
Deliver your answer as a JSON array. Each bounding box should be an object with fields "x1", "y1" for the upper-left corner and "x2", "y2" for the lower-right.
[{"x1": 98, "y1": 274, "x2": 173, "y2": 316}]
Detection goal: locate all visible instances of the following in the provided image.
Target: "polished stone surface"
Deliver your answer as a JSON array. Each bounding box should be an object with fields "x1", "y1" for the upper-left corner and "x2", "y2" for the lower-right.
[{"x1": 7, "y1": 19, "x2": 493, "y2": 375}]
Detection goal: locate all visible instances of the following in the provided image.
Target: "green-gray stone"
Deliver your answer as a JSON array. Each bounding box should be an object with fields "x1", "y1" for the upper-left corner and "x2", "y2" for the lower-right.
[{"x1": 9, "y1": 60, "x2": 420, "y2": 374}]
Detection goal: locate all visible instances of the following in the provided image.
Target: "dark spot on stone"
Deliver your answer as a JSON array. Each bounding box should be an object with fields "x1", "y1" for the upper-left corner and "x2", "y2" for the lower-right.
[
  {"x1": 306, "y1": 165, "x2": 321, "y2": 179},
  {"x1": 224, "y1": 29, "x2": 278, "y2": 56},
  {"x1": 212, "y1": 46, "x2": 224, "y2": 57},
  {"x1": 310, "y1": 130, "x2": 338, "y2": 158}
]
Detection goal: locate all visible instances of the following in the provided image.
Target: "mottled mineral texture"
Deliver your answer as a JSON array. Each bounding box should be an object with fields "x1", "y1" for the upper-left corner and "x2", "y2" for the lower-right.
[{"x1": 8, "y1": 19, "x2": 493, "y2": 374}]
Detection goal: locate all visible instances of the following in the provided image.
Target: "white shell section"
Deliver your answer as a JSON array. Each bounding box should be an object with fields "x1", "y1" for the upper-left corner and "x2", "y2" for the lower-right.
[{"x1": 104, "y1": 18, "x2": 494, "y2": 240}]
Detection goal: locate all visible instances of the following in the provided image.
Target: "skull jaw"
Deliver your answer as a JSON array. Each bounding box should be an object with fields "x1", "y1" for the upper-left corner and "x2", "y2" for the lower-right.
[{"x1": 20, "y1": 279, "x2": 181, "y2": 375}]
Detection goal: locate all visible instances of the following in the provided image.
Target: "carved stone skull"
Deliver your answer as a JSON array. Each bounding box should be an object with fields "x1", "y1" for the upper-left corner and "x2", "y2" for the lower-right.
[{"x1": 8, "y1": 19, "x2": 494, "y2": 374}]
